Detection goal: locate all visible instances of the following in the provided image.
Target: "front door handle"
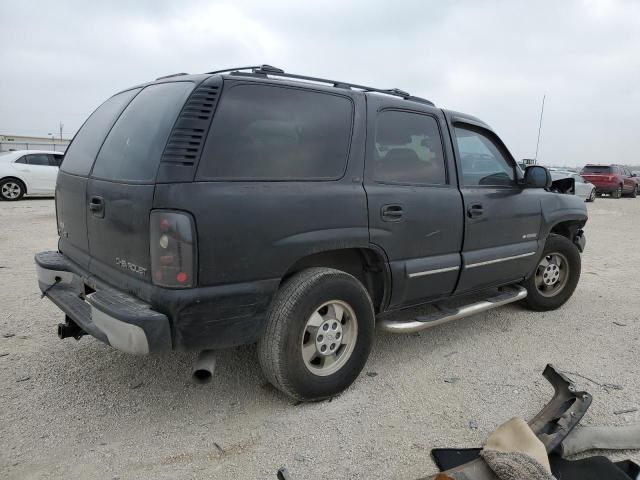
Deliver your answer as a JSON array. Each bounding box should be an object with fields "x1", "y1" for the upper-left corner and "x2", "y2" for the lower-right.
[
  {"x1": 467, "y1": 204, "x2": 484, "y2": 218},
  {"x1": 89, "y1": 196, "x2": 105, "y2": 218},
  {"x1": 381, "y1": 204, "x2": 404, "y2": 221}
]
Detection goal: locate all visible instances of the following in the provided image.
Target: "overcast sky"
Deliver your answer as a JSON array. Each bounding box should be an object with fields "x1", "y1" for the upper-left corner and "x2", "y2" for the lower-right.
[{"x1": 1, "y1": 0, "x2": 639, "y2": 166}]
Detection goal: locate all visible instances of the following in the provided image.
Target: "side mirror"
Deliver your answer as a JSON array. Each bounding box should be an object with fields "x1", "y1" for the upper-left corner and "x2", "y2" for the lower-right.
[
  {"x1": 524, "y1": 165, "x2": 552, "y2": 189},
  {"x1": 632, "y1": 173, "x2": 637, "y2": 177}
]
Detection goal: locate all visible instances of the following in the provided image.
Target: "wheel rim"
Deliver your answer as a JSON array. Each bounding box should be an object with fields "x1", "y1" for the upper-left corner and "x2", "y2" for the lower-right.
[
  {"x1": 589, "y1": 189, "x2": 595, "y2": 201},
  {"x1": 616, "y1": 187, "x2": 622, "y2": 197},
  {"x1": 301, "y1": 300, "x2": 358, "y2": 377},
  {"x1": 1, "y1": 182, "x2": 21, "y2": 199},
  {"x1": 535, "y1": 252, "x2": 570, "y2": 298}
]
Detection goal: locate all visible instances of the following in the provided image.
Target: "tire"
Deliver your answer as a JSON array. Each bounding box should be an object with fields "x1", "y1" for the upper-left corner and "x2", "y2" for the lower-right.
[
  {"x1": 586, "y1": 189, "x2": 596, "y2": 202},
  {"x1": 612, "y1": 185, "x2": 622, "y2": 199},
  {"x1": 630, "y1": 186, "x2": 637, "y2": 198},
  {"x1": 0, "y1": 178, "x2": 25, "y2": 201},
  {"x1": 258, "y1": 267, "x2": 375, "y2": 401},
  {"x1": 522, "y1": 234, "x2": 581, "y2": 311}
]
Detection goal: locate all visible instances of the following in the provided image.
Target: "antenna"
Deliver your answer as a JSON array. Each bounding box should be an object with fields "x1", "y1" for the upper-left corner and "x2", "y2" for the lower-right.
[{"x1": 534, "y1": 95, "x2": 546, "y2": 163}]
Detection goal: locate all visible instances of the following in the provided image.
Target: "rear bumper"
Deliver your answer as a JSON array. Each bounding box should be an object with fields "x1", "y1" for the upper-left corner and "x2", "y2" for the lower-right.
[
  {"x1": 35, "y1": 251, "x2": 278, "y2": 353},
  {"x1": 36, "y1": 251, "x2": 171, "y2": 354}
]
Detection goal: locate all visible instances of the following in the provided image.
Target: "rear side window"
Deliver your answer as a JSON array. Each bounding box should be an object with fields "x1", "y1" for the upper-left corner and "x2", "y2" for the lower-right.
[
  {"x1": 26, "y1": 154, "x2": 51, "y2": 166},
  {"x1": 374, "y1": 110, "x2": 446, "y2": 185},
  {"x1": 197, "y1": 84, "x2": 353, "y2": 180},
  {"x1": 91, "y1": 82, "x2": 194, "y2": 183},
  {"x1": 61, "y1": 89, "x2": 140, "y2": 176}
]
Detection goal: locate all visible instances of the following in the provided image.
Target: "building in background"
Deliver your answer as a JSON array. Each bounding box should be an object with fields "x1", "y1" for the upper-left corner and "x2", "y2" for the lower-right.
[{"x1": 0, "y1": 134, "x2": 70, "y2": 153}]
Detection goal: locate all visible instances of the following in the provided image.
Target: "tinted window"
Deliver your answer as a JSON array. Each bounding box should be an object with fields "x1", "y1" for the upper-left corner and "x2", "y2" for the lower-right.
[
  {"x1": 92, "y1": 82, "x2": 194, "y2": 182},
  {"x1": 197, "y1": 84, "x2": 353, "y2": 180},
  {"x1": 374, "y1": 111, "x2": 446, "y2": 185},
  {"x1": 582, "y1": 165, "x2": 611, "y2": 174},
  {"x1": 50, "y1": 154, "x2": 63, "y2": 167},
  {"x1": 61, "y1": 89, "x2": 141, "y2": 176},
  {"x1": 455, "y1": 126, "x2": 515, "y2": 186},
  {"x1": 14, "y1": 156, "x2": 27, "y2": 164},
  {"x1": 27, "y1": 154, "x2": 51, "y2": 166}
]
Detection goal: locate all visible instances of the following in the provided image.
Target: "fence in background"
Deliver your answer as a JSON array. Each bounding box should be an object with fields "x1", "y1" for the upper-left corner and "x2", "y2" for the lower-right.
[{"x1": 0, "y1": 141, "x2": 69, "y2": 153}]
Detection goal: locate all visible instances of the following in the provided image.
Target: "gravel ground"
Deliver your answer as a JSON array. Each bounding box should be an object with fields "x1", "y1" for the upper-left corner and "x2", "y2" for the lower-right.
[{"x1": 1, "y1": 196, "x2": 639, "y2": 479}]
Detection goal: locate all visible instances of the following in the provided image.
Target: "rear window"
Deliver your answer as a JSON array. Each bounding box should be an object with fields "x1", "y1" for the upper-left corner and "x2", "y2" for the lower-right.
[
  {"x1": 196, "y1": 84, "x2": 353, "y2": 180},
  {"x1": 582, "y1": 165, "x2": 611, "y2": 174},
  {"x1": 61, "y1": 89, "x2": 141, "y2": 176},
  {"x1": 91, "y1": 82, "x2": 194, "y2": 183}
]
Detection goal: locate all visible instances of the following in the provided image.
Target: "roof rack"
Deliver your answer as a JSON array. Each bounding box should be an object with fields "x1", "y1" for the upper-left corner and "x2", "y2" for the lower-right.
[{"x1": 204, "y1": 65, "x2": 434, "y2": 106}]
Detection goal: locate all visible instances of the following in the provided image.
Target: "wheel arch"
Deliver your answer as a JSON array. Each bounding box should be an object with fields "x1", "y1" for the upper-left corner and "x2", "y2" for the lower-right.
[
  {"x1": 280, "y1": 247, "x2": 391, "y2": 313},
  {"x1": 0, "y1": 176, "x2": 28, "y2": 194}
]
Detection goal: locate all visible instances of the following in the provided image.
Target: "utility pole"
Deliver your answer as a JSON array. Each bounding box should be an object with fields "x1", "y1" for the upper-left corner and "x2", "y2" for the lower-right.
[
  {"x1": 534, "y1": 95, "x2": 545, "y2": 163},
  {"x1": 59, "y1": 122, "x2": 64, "y2": 141}
]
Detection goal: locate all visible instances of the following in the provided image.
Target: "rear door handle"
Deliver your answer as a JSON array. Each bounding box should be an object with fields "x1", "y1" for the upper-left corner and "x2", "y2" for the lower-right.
[
  {"x1": 381, "y1": 204, "x2": 404, "y2": 221},
  {"x1": 467, "y1": 204, "x2": 484, "y2": 218},
  {"x1": 89, "y1": 196, "x2": 105, "y2": 218}
]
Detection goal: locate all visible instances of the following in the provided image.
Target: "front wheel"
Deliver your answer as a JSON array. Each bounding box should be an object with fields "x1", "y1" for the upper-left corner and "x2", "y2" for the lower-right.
[
  {"x1": 522, "y1": 234, "x2": 581, "y2": 311},
  {"x1": 630, "y1": 186, "x2": 637, "y2": 198},
  {"x1": 258, "y1": 268, "x2": 375, "y2": 401}
]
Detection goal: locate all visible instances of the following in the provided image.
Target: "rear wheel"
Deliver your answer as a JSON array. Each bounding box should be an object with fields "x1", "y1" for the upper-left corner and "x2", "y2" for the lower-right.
[
  {"x1": 630, "y1": 186, "x2": 637, "y2": 198},
  {"x1": 522, "y1": 234, "x2": 581, "y2": 311},
  {"x1": 258, "y1": 268, "x2": 375, "y2": 401},
  {"x1": 586, "y1": 189, "x2": 596, "y2": 202},
  {"x1": 612, "y1": 185, "x2": 622, "y2": 199},
  {"x1": 0, "y1": 178, "x2": 25, "y2": 201}
]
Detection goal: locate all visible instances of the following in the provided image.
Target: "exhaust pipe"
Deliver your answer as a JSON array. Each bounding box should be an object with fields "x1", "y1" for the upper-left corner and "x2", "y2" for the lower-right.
[
  {"x1": 192, "y1": 350, "x2": 217, "y2": 384},
  {"x1": 57, "y1": 316, "x2": 84, "y2": 340}
]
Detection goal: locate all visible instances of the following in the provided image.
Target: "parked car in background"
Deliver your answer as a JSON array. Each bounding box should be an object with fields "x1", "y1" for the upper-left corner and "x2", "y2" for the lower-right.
[
  {"x1": 632, "y1": 171, "x2": 640, "y2": 195},
  {"x1": 580, "y1": 164, "x2": 637, "y2": 198},
  {"x1": 549, "y1": 169, "x2": 596, "y2": 202},
  {"x1": 0, "y1": 150, "x2": 63, "y2": 200}
]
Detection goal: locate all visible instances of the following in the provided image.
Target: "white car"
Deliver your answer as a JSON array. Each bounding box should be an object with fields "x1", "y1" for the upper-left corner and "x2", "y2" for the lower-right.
[
  {"x1": 0, "y1": 150, "x2": 63, "y2": 200},
  {"x1": 549, "y1": 170, "x2": 596, "y2": 202}
]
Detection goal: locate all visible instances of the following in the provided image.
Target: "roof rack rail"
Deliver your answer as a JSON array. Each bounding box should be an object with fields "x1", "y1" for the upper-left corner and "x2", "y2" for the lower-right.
[
  {"x1": 204, "y1": 65, "x2": 434, "y2": 106},
  {"x1": 155, "y1": 72, "x2": 189, "y2": 80}
]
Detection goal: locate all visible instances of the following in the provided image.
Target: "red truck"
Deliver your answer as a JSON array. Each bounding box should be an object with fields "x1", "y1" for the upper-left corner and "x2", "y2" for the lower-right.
[{"x1": 580, "y1": 164, "x2": 637, "y2": 198}]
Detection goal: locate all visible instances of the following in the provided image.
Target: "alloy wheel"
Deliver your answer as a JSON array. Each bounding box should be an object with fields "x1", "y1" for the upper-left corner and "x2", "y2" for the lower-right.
[
  {"x1": 301, "y1": 300, "x2": 358, "y2": 376},
  {"x1": 1, "y1": 181, "x2": 22, "y2": 200},
  {"x1": 535, "y1": 252, "x2": 570, "y2": 298}
]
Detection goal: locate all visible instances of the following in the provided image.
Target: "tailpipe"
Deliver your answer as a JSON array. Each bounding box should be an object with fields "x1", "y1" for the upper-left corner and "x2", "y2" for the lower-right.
[
  {"x1": 192, "y1": 350, "x2": 217, "y2": 384},
  {"x1": 57, "y1": 316, "x2": 85, "y2": 340}
]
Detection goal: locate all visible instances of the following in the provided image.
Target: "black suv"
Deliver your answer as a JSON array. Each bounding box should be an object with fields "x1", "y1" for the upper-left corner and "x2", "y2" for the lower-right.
[{"x1": 36, "y1": 66, "x2": 587, "y2": 401}]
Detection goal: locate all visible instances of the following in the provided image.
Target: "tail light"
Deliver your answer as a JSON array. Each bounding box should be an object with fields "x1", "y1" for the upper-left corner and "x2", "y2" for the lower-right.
[{"x1": 150, "y1": 210, "x2": 196, "y2": 288}]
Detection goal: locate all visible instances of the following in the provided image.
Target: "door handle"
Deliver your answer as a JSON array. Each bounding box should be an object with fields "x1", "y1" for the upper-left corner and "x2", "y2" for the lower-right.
[
  {"x1": 381, "y1": 204, "x2": 404, "y2": 221},
  {"x1": 89, "y1": 196, "x2": 105, "y2": 218},
  {"x1": 467, "y1": 204, "x2": 484, "y2": 218}
]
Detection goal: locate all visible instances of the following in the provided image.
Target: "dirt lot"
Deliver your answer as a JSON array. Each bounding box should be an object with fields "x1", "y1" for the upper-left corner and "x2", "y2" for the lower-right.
[{"x1": 1, "y1": 196, "x2": 639, "y2": 479}]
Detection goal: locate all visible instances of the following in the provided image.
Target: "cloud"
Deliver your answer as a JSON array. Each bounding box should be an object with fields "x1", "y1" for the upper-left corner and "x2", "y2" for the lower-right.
[{"x1": 1, "y1": 0, "x2": 639, "y2": 166}]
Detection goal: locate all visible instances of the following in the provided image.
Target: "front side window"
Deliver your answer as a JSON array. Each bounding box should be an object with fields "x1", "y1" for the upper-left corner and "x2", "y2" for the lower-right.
[
  {"x1": 373, "y1": 111, "x2": 446, "y2": 185},
  {"x1": 92, "y1": 82, "x2": 194, "y2": 183},
  {"x1": 197, "y1": 84, "x2": 353, "y2": 180},
  {"x1": 454, "y1": 126, "x2": 515, "y2": 187}
]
